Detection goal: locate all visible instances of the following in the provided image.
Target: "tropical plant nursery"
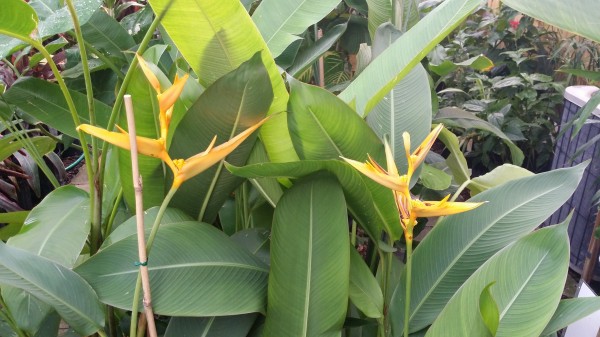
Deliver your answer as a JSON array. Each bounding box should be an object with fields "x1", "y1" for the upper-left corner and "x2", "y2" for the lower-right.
[{"x1": 1, "y1": 0, "x2": 600, "y2": 336}]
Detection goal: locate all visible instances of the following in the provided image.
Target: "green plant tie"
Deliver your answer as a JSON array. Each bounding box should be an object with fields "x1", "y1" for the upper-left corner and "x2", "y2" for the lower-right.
[{"x1": 134, "y1": 261, "x2": 148, "y2": 267}]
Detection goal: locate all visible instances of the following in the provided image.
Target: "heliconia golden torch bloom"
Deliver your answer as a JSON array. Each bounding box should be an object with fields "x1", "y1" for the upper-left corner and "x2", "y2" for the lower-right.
[
  {"x1": 78, "y1": 54, "x2": 269, "y2": 189},
  {"x1": 341, "y1": 124, "x2": 484, "y2": 239}
]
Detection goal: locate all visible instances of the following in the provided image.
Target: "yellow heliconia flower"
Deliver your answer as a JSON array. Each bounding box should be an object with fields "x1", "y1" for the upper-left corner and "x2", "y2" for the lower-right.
[
  {"x1": 341, "y1": 124, "x2": 484, "y2": 238},
  {"x1": 78, "y1": 55, "x2": 270, "y2": 188}
]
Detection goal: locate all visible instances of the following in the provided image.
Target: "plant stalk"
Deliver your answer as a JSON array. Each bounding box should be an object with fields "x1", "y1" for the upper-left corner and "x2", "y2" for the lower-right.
[
  {"x1": 65, "y1": 0, "x2": 104, "y2": 254},
  {"x1": 124, "y1": 95, "x2": 157, "y2": 337},
  {"x1": 403, "y1": 225, "x2": 414, "y2": 337}
]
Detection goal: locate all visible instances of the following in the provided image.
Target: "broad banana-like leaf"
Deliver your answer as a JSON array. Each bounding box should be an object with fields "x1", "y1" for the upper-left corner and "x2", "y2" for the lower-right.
[
  {"x1": 3, "y1": 186, "x2": 90, "y2": 335},
  {"x1": 169, "y1": 53, "x2": 272, "y2": 222},
  {"x1": 502, "y1": 0, "x2": 600, "y2": 44},
  {"x1": 339, "y1": 0, "x2": 480, "y2": 116},
  {"x1": 252, "y1": 0, "x2": 342, "y2": 58},
  {"x1": 0, "y1": 242, "x2": 104, "y2": 335},
  {"x1": 288, "y1": 22, "x2": 348, "y2": 77},
  {"x1": 3, "y1": 78, "x2": 111, "y2": 139},
  {"x1": 541, "y1": 297, "x2": 600, "y2": 336},
  {"x1": 366, "y1": 0, "x2": 391, "y2": 38},
  {"x1": 227, "y1": 160, "x2": 395, "y2": 243},
  {"x1": 0, "y1": 0, "x2": 37, "y2": 39},
  {"x1": 164, "y1": 315, "x2": 258, "y2": 337},
  {"x1": 80, "y1": 9, "x2": 135, "y2": 62},
  {"x1": 76, "y1": 221, "x2": 269, "y2": 316},
  {"x1": 264, "y1": 175, "x2": 349, "y2": 337},
  {"x1": 147, "y1": 0, "x2": 296, "y2": 163},
  {"x1": 468, "y1": 164, "x2": 533, "y2": 196},
  {"x1": 426, "y1": 224, "x2": 569, "y2": 337},
  {"x1": 389, "y1": 162, "x2": 587, "y2": 335},
  {"x1": 101, "y1": 207, "x2": 193, "y2": 248},
  {"x1": 349, "y1": 246, "x2": 383, "y2": 318},
  {"x1": 286, "y1": 79, "x2": 402, "y2": 240},
  {"x1": 366, "y1": 23, "x2": 432, "y2": 171}
]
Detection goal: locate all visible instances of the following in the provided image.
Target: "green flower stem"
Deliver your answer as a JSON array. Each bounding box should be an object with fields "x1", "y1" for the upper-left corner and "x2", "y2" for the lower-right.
[
  {"x1": 65, "y1": 0, "x2": 105, "y2": 255},
  {"x1": 103, "y1": 188, "x2": 123, "y2": 238},
  {"x1": 130, "y1": 186, "x2": 178, "y2": 337},
  {"x1": 82, "y1": 41, "x2": 126, "y2": 80},
  {"x1": 450, "y1": 179, "x2": 471, "y2": 202},
  {"x1": 403, "y1": 225, "x2": 414, "y2": 337}
]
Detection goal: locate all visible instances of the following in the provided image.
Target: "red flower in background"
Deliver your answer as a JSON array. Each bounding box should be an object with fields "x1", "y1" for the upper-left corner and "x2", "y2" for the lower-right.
[{"x1": 509, "y1": 19, "x2": 520, "y2": 29}]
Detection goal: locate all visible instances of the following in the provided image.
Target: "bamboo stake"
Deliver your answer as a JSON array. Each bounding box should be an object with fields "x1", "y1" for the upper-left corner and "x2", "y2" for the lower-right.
[{"x1": 124, "y1": 95, "x2": 158, "y2": 337}]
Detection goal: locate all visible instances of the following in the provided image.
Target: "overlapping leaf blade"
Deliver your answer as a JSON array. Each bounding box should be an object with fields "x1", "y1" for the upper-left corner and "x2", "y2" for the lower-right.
[
  {"x1": 390, "y1": 162, "x2": 587, "y2": 335},
  {"x1": 147, "y1": 0, "x2": 296, "y2": 163},
  {"x1": 3, "y1": 186, "x2": 90, "y2": 334},
  {"x1": 76, "y1": 221, "x2": 269, "y2": 316},
  {"x1": 339, "y1": 0, "x2": 480, "y2": 115},
  {"x1": 426, "y1": 224, "x2": 569, "y2": 337},
  {"x1": 252, "y1": 0, "x2": 342, "y2": 58},
  {"x1": 286, "y1": 79, "x2": 401, "y2": 239},
  {"x1": 0, "y1": 242, "x2": 104, "y2": 335},
  {"x1": 264, "y1": 175, "x2": 349, "y2": 336},
  {"x1": 169, "y1": 53, "x2": 272, "y2": 222}
]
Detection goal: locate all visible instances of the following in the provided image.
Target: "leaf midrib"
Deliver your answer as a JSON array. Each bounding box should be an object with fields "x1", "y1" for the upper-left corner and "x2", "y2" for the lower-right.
[
  {"x1": 98, "y1": 261, "x2": 269, "y2": 277},
  {"x1": 408, "y1": 183, "x2": 562, "y2": 324}
]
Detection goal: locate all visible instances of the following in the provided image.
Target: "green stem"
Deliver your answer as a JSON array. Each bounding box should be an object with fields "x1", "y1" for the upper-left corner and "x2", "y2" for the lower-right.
[
  {"x1": 82, "y1": 40, "x2": 126, "y2": 80},
  {"x1": 103, "y1": 188, "x2": 123, "y2": 238},
  {"x1": 450, "y1": 179, "x2": 471, "y2": 202},
  {"x1": 403, "y1": 227, "x2": 414, "y2": 337},
  {"x1": 107, "y1": 305, "x2": 117, "y2": 337},
  {"x1": 130, "y1": 186, "x2": 178, "y2": 337},
  {"x1": 66, "y1": 0, "x2": 104, "y2": 254},
  {"x1": 1, "y1": 58, "x2": 20, "y2": 78}
]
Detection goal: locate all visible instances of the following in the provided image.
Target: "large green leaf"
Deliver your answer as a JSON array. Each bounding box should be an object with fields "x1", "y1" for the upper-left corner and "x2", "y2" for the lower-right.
[
  {"x1": 0, "y1": 0, "x2": 38, "y2": 38},
  {"x1": 389, "y1": 162, "x2": 588, "y2": 335},
  {"x1": 147, "y1": 0, "x2": 296, "y2": 163},
  {"x1": 81, "y1": 9, "x2": 135, "y2": 61},
  {"x1": 426, "y1": 224, "x2": 569, "y2": 337},
  {"x1": 169, "y1": 53, "x2": 272, "y2": 222},
  {"x1": 101, "y1": 207, "x2": 193, "y2": 248},
  {"x1": 468, "y1": 164, "x2": 533, "y2": 196},
  {"x1": 0, "y1": 0, "x2": 38, "y2": 58},
  {"x1": 0, "y1": 242, "x2": 104, "y2": 335},
  {"x1": 0, "y1": 136, "x2": 56, "y2": 162},
  {"x1": 263, "y1": 175, "x2": 349, "y2": 336},
  {"x1": 252, "y1": 0, "x2": 341, "y2": 58},
  {"x1": 287, "y1": 79, "x2": 402, "y2": 239},
  {"x1": 502, "y1": 0, "x2": 600, "y2": 44},
  {"x1": 2, "y1": 186, "x2": 90, "y2": 334},
  {"x1": 288, "y1": 22, "x2": 348, "y2": 77},
  {"x1": 541, "y1": 297, "x2": 600, "y2": 336},
  {"x1": 7, "y1": 186, "x2": 89, "y2": 266},
  {"x1": 0, "y1": 0, "x2": 102, "y2": 58},
  {"x1": 366, "y1": 23, "x2": 432, "y2": 171},
  {"x1": 228, "y1": 160, "x2": 395, "y2": 243},
  {"x1": 164, "y1": 314, "x2": 258, "y2": 337},
  {"x1": 434, "y1": 107, "x2": 524, "y2": 166},
  {"x1": 75, "y1": 221, "x2": 268, "y2": 316},
  {"x1": 339, "y1": 0, "x2": 480, "y2": 116},
  {"x1": 3, "y1": 77, "x2": 111, "y2": 139},
  {"x1": 349, "y1": 245, "x2": 383, "y2": 318},
  {"x1": 366, "y1": 0, "x2": 391, "y2": 38}
]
